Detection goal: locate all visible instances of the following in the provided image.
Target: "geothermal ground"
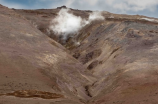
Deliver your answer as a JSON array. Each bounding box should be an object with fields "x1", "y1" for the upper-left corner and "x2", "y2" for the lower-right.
[{"x1": 1, "y1": 4, "x2": 158, "y2": 104}]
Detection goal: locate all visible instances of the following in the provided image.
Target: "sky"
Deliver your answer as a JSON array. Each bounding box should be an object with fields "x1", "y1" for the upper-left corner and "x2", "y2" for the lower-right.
[{"x1": 0, "y1": 0, "x2": 158, "y2": 18}]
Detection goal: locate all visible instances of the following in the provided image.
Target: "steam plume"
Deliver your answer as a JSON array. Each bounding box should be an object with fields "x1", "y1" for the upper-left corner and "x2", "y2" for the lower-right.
[{"x1": 49, "y1": 8, "x2": 104, "y2": 40}]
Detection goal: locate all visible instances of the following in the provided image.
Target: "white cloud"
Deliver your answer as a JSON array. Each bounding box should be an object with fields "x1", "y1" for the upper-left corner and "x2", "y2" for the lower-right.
[
  {"x1": 65, "y1": 0, "x2": 74, "y2": 7},
  {"x1": 108, "y1": 0, "x2": 158, "y2": 12},
  {"x1": 64, "y1": 0, "x2": 158, "y2": 17},
  {"x1": 85, "y1": 0, "x2": 98, "y2": 6},
  {"x1": 125, "y1": 0, "x2": 158, "y2": 11},
  {"x1": 0, "y1": 0, "x2": 158, "y2": 17}
]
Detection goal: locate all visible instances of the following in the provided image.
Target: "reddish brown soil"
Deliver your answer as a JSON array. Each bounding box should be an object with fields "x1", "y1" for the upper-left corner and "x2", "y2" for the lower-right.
[{"x1": 1, "y1": 4, "x2": 158, "y2": 104}]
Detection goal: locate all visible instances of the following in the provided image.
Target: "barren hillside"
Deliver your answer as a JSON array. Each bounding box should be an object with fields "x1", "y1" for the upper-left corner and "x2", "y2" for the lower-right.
[{"x1": 1, "y1": 4, "x2": 158, "y2": 104}]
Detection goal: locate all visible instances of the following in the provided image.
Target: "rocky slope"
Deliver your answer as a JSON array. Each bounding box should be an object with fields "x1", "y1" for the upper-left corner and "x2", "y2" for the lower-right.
[
  {"x1": 1, "y1": 4, "x2": 158, "y2": 104},
  {"x1": 0, "y1": 4, "x2": 95, "y2": 104}
]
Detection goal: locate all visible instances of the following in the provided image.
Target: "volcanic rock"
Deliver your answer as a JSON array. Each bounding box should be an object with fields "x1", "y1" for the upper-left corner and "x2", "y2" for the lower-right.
[{"x1": 1, "y1": 4, "x2": 158, "y2": 104}]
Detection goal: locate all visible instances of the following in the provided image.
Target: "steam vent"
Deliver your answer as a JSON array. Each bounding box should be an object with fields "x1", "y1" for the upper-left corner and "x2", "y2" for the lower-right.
[{"x1": 1, "y1": 3, "x2": 158, "y2": 104}]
